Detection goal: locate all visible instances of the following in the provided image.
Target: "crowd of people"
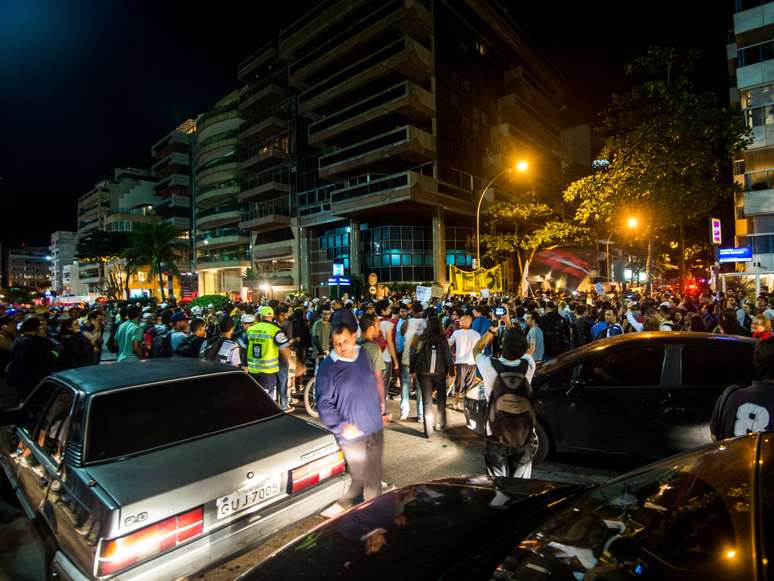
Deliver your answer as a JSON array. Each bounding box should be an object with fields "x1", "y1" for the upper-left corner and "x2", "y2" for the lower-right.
[{"x1": 3, "y1": 285, "x2": 774, "y2": 508}]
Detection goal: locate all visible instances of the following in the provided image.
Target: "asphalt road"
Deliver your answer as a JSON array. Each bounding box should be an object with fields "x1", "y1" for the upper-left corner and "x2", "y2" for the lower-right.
[{"x1": 0, "y1": 390, "x2": 625, "y2": 581}]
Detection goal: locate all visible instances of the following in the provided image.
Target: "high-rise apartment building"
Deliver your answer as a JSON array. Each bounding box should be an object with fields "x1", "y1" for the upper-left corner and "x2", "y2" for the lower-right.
[
  {"x1": 49, "y1": 231, "x2": 77, "y2": 292},
  {"x1": 194, "y1": 91, "x2": 251, "y2": 297},
  {"x1": 226, "y1": 0, "x2": 564, "y2": 297},
  {"x1": 731, "y1": 0, "x2": 774, "y2": 276},
  {"x1": 151, "y1": 119, "x2": 196, "y2": 268},
  {"x1": 4, "y1": 247, "x2": 50, "y2": 290},
  {"x1": 76, "y1": 168, "x2": 158, "y2": 292}
]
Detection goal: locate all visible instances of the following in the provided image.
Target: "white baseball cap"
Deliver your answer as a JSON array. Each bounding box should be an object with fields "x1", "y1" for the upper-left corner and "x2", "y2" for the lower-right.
[{"x1": 241, "y1": 314, "x2": 256, "y2": 324}]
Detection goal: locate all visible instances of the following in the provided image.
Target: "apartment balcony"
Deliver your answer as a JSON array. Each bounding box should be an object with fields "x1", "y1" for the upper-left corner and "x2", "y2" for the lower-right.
[
  {"x1": 165, "y1": 216, "x2": 191, "y2": 231},
  {"x1": 298, "y1": 37, "x2": 433, "y2": 115},
  {"x1": 196, "y1": 107, "x2": 242, "y2": 144},
  {"x1": 279, "y1": 0, "x2": 367, "y2": 60},
  {"x1": 240, "y1": 171, "x2": 290, "y2": 202},
  {"x1": 744, "y1": 189, "x2": 774, "y2": 216},
  {"x1": 196, "y1": 256, "x2": 252, "y2": 271},
  {"x1": 239, "y1": 115, "x2": 289, "y2": 144},
  {"x1": 196, "y1": 205, "x2": 241, "y2": 230},
  {"x1": 288, "y1": 0, "x2": 432, "y2": 89},
  {"x1": 152, "y1": 152, "x2": 190, "y2": 178},
  {"x1": 308, "y1": 80, "x2": 434, "y2": 146},
  {"x1": 240, "y1": 199, "x2": 292, "y2": 232},
  {"x1": 239, "y1": 82, "x2": 289, "y2": 113},
  {"x1": 240, "y1": 144, "x2": 289, "y2": 171},
  {"x1": 152, "y1": 131, "x2": 190, "y2": 160},
  {"x1": 196, "y1": 135, "x2": 239, "y2": 167},
  {"x1": 737, "y1": 60, "x2": 774, "y2": 90},
  {"x1": 154, "y1": 174, "x2": 191, "y2": 197},
  {"x1": 196, "y1": 180, "x2": 240, "y2": 209},
  {"x1": 154, "y1": 195, "x2": 190, "y2": 214},
  {"x1": 195, "y1": 229, "x2": 250, "y2": 251},
  {"x1": 238, "y1": 41, "x2": 279, "y2": 83},
  {"x1": 196, "y1": 161, "x2": 239, "y2": 189},
  {"x1": 253, "y1": 241, "x2": 295, "y2": 262},
  {"x1": 317, "y1": 125, "x2": 435, "y2": 180},
  {"x1": 733, "y1": 3, "x2": 774, "y2": 35},
  {"x1": 489, "y1": 123, "x2": 561, "y2": 160}
]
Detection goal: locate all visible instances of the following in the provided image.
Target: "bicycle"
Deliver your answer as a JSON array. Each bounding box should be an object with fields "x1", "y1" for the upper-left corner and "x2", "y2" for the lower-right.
[{"x1": 303, "y1": 354, "x2": 325, "y2": 418}]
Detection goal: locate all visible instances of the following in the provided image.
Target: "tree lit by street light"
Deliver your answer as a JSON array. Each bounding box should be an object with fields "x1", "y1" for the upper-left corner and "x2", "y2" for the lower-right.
[{"x1": 627, "y1": 217, "x2": 639, "y2": 229}]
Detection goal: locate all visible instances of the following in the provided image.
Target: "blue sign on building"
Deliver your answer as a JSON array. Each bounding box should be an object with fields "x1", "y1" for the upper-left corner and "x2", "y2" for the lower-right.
[
  {"x1": 718, "y1": 247, "x2": 752, "y2": 263},
  {"x1": 327, "y1": 277, "x2": 351, "y2": 285}
]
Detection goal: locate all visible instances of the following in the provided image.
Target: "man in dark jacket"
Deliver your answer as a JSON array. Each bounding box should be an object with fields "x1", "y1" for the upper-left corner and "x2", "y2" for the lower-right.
[
  {"x1": 573, "y1": 304, "x2": 595, "y2": 347},
  {"x1": 711, "y1": 338, "x2": 774, "y2": 440},
  {"x1": 6, "y1": 317, "x2": 58, "y2": 402},
  {"x1": 316, "y1": 324, "x2": 383, "y2": 516},
  {"x1": 539, "y1": 301, "x2": 572, "y2": 357}
]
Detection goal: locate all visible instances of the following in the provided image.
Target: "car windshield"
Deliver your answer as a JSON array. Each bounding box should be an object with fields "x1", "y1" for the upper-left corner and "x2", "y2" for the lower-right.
[
  {"x1": 85, "y1": 373, "x2": 279, "y2": 462},
  {"x1": 491, "y1": 435, "x2": 757, "y2": 580}
]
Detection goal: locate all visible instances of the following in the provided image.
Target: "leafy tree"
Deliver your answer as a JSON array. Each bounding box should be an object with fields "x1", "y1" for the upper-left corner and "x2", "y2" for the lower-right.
[
  {"x1": 75, "y1": 231, "x2": 130, "y2": 300},
  {"x1": 122, "y1": 222, "x2": 187, "y2": 302},
  {"x1": 480, "y1": 191, "x2": 589, "y2": 293},
  {"x1": 563, "y1": 46, "x2": 750, "y2": 289},
  {"x1": 191, "y1": 294, "x2": 229, "y2": 310}
]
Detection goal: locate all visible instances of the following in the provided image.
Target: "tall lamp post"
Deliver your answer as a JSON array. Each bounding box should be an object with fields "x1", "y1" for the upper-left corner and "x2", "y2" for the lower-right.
[
  {"x1": 476, "y1": 160, "x2": 528, "y2": 268},
  {"x1": 605, "y1": 216, "x2": 639, "y2": 286}
]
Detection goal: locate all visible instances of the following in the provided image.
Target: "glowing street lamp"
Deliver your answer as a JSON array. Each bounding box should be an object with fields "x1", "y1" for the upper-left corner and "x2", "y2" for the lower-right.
[
  {"x1": 606, "y1": 217, "x2": 640, "y2": 284},
  {"x1": 476, "y1": 160, "x2": 529, "y2": 267}
]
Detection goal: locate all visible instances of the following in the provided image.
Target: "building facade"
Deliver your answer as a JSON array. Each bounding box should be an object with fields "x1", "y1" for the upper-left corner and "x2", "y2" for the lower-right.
[
  {"x1": 237, "y1": 0, "x2": 564, "y2": 297},
  {"x1": 5, "y1": 247, "x2": 50, "y2": 290},
  {"x1": 193, "y1": 91, "x2": 251, "y2": 298},
  {"x1": 49, "y1": 231, "x2": 77, "y2": 293},
  {"x1": 731, "y1": 0, "x2": 774, "y2": 277}
]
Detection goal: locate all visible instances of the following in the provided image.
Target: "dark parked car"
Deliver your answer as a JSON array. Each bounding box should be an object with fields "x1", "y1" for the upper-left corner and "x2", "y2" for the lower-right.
[
  {"x1": 466, "y1": 332, "x2": 756, "y2": 461},
  {"x1": 0, "y1": 360, "x2": 349, "y2": 580},
  {"x1": 241, "y1": 433, "x2": 772, "y2": 580}
]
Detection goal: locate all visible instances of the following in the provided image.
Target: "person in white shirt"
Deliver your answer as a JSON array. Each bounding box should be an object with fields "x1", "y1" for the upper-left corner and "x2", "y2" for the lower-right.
[
  {"x1": 448, "y1": 313, "x2": 480, "y2": 410},
  {"x1": 473, "y1": 313, "x2": 536, "y2": 478},
  {"x1": 377, "y1": 300, "x2": 399, "y2": 404},
  {"x1": 399, "y1": 303, "x2": 427, "y2": 420}
]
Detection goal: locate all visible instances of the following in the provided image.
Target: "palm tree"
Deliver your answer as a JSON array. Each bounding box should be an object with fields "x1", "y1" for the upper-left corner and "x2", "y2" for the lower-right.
[{"x1": 123, "y1": 222, "x2": 187, "y2": 302}]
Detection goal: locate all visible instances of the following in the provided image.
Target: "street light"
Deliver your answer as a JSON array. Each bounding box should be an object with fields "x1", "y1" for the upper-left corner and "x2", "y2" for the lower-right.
[
  {"x1": 476, "y1": 160, "x2": 528, "y2": 268},
  {"x1": 605, "y1": 217, "x2": 639, "y2": 285}
]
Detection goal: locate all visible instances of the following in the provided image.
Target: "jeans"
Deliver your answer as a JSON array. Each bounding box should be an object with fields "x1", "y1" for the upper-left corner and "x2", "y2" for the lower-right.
[
  {"x1": 400, "y1": 364, "x2": 423, "y2": 418},
  {"x1": 339, "y1": 430, "x2": 384, "y2": 507},
  {"x1": 484, "y1": 439, "x2": 532, "y2": 478},
  {"x1": 419, "y1": 373, "x2": 447, "y2": 438},
  {"x1": 251, "y1": 372, "x2": 277, "y2": 403},
  {"x1": 278, "y1": 358, "x2": 289, "y2": 410},
  {"x1": 382, "y1": 364, "x2": 393, "y2": 402}
]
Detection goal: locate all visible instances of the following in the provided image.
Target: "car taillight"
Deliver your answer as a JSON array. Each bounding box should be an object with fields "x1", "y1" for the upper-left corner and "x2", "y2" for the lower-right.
[
  {"x1": 290, "y1": 450, "x2": 346, "y2": 494},
  {"x1": 96, "y1": 506, "x2": 203, "y2": 577}
]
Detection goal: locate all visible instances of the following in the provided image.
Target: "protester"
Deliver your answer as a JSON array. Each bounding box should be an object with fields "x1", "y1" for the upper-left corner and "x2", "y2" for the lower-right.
[
  {"x1": 58, "y1": 316, "x2": 94, "y2": 369},
  {"x1": 115, "y1": 306, "x2": 145, "y2": 362},
  {"x1": 412, "y1": 316, "x2": 454, "y2": 439},
  {"x1": 200, "y1": 317, "x2": 242, "y2": 367},
  {"x1": 524, "y1": 311, "x2": 544, "y2": 362},
  {"x1": 398, "y1": 303, "x2": 427, "y2": 420},
  {"x1": 448, "y1": 313, "x2": 480, "y2": 410},
  {"x1": 6, "y1": 317, "x2": 59, "y2": 402},
  {"x1": 752, "y1": 314, "x2": 773, "y2": 341},
  {"x1": 316, "y1": 324, "x2": 384, "y2": 516}
]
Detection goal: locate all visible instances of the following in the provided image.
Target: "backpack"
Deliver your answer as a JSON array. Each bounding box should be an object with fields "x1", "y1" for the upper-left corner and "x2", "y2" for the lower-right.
[
  {"x1": 149, "y1": 330, "x2": 172, "y2": 358},
  {"x1": 540, "y1": 313, "x2": 571, "y2": 357},
  {"x1": 175, "y1": 335, "x2": 205, "y2": 358},
  {"x1": 411, "y1": 338, "x2": 451, "y2": 375},
  {"x1": 200, "y1": 336, "x2": 227, "y2": 362},
  {"x1": 486, "y1": 359, "x2": 536, "y2": 449}
]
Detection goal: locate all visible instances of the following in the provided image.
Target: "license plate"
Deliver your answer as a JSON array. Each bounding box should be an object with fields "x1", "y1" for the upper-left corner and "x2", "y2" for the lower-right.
[{"x1": 216, "y1": 475, "x2": 282, "y2": 519}]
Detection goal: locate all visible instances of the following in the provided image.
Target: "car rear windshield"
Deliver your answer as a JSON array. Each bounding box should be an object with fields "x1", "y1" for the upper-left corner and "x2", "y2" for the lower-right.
[{"x1": 85, "y1": 373, "x2": 279, "y2": 462}]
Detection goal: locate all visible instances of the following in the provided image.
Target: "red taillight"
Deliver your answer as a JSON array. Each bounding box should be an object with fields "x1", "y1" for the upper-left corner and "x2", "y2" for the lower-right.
[
  {"x1": 96, "y1": 506, "x2": 203, "y2": 577},
  {"x1": 290, "y1": 451, "x2": 346, "y2": 494}
]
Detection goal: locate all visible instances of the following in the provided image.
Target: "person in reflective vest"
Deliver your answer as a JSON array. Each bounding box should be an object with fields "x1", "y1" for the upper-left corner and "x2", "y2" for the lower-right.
[{"x1": 247, "y1": 305, "x2": 290, "y2": 402}]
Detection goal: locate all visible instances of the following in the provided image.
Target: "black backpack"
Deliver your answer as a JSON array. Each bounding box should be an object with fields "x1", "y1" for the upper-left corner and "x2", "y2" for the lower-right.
[
  {"x1": 200, "y1": 336, "x2": 227, "y2": 362},
  {"x1": 486, "y1": 359, "x2": 535, "y2": 449},
  {"x1": 175, "y1": 335, "x2": 205, "y2": 358},
  {"x1": 540, "y1": 313, "x2": 571, "y2": 357},
  {"x1": 149, "y1": 330, "x2": 172, "y2": 358}
]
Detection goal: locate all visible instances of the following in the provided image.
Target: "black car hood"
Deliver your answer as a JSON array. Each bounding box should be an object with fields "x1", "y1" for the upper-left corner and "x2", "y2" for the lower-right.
[{"x1": 242, "y1": 477, "x2": 581, "y2": 581}]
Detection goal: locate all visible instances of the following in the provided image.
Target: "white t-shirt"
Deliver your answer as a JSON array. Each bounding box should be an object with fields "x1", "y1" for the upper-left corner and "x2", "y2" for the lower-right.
[
  {"x1": 476, "y1": 353, "x2": 536, "y2": 436},
  {"x1": 379, "y1": 318, "x2": 394, "y2": 363},
  {"x1": 449, "y1": 329, "x2": 481, "y2": 365},
  {"x1": 401, "y1": 317, "x2": 427, "y2": 365}
]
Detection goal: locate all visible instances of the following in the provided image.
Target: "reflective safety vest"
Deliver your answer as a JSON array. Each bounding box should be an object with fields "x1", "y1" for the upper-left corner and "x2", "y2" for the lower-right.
[{"x1": 247, "y1": 321, "x2": 281, "y2": 374}]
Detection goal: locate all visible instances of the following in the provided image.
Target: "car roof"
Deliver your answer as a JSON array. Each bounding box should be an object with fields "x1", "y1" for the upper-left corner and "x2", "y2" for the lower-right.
[
  {"x1": 53, "y1": 359, "x2": 243, "y2": 395},
  {"x1": 538, "y1": 332, "x2": 756, "y2": 373}
]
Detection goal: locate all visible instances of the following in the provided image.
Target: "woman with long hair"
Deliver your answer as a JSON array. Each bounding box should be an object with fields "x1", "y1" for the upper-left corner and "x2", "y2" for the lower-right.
[
  {"x1": 752, "y1": 314, "x2": 773, "y2": 341},
  {"x1": 411, "y1": 315, "x2": 454, "y2": 439}
]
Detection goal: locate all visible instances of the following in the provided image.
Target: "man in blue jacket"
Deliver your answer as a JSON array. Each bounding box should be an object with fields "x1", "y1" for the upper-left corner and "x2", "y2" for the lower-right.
[{"x1": 316, "y1": 323, "x2": 384, "y2": 516}]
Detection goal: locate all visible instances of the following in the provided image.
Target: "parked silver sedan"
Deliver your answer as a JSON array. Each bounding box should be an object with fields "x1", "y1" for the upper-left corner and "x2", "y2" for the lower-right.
[{"x1": 0, "y1": 359, "x2": 350, "y2": 580}]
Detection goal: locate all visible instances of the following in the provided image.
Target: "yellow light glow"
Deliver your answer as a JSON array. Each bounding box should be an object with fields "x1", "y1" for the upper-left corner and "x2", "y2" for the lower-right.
[
  {"x1": 515, "y1": 160, "x2": 529, "y2": 172},
  {"x1": 627, "y1": 217, "x2": 639, "y2": 229},
  {"x1": 726, "y1": 549, "x2": 737, "y2": 559}
]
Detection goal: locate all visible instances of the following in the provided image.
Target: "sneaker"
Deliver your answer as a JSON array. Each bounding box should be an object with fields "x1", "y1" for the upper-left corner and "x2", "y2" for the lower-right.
[
  {"x1": 399, "y1": 413, "x2": 409, "y2": 421},
  {"x1": 283, "y1": 405, "x2": 295, "y2": 413},
  {"x1": 416, "y1": 416, "x2": 423, "y2": 423},
  {"x1": 320, "y1": 502, "x2": 347, "y2": 518}
]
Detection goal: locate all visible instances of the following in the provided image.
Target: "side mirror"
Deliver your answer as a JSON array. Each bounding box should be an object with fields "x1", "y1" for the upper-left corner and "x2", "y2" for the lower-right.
[
  {"x1": 565, "y1": 379, "x2": 586, "y2": 399},
  {"x1": 0, "y1": 407, "x2": 23, "y2": 427}
]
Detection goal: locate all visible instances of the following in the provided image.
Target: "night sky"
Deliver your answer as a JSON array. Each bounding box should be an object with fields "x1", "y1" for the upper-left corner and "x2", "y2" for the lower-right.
[{"x1": 0, "y1": 1, "x2": 732, "y2": 247}]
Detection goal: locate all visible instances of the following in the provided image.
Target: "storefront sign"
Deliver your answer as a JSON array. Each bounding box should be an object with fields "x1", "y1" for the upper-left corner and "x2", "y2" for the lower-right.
[{"x1": 718, "y1": 246, "x2": 752, "y2": 263}]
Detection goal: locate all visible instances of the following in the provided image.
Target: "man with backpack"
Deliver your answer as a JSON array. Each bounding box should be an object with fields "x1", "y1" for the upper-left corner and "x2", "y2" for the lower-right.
[
  {"x1": 538, "y1": 301, "x2": 572, "y2": 358},
  {"x1": 473, "y1": 313, "x2": 536, "y2": 478},
  {"x1": 200, "y1": 318, "x2": 242, "y2": 367},
  {"x1": 591, "y1": 309, "x2": 624, "y2": 340},
  {"x1": 175, "y1": 318, "x2": 207, "y2": 357}
]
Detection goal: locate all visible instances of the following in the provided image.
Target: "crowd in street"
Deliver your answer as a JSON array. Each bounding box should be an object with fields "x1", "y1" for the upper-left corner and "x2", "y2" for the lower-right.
[{"x1": 3, "y1": 285, "x2": 774, "y2": 510}]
